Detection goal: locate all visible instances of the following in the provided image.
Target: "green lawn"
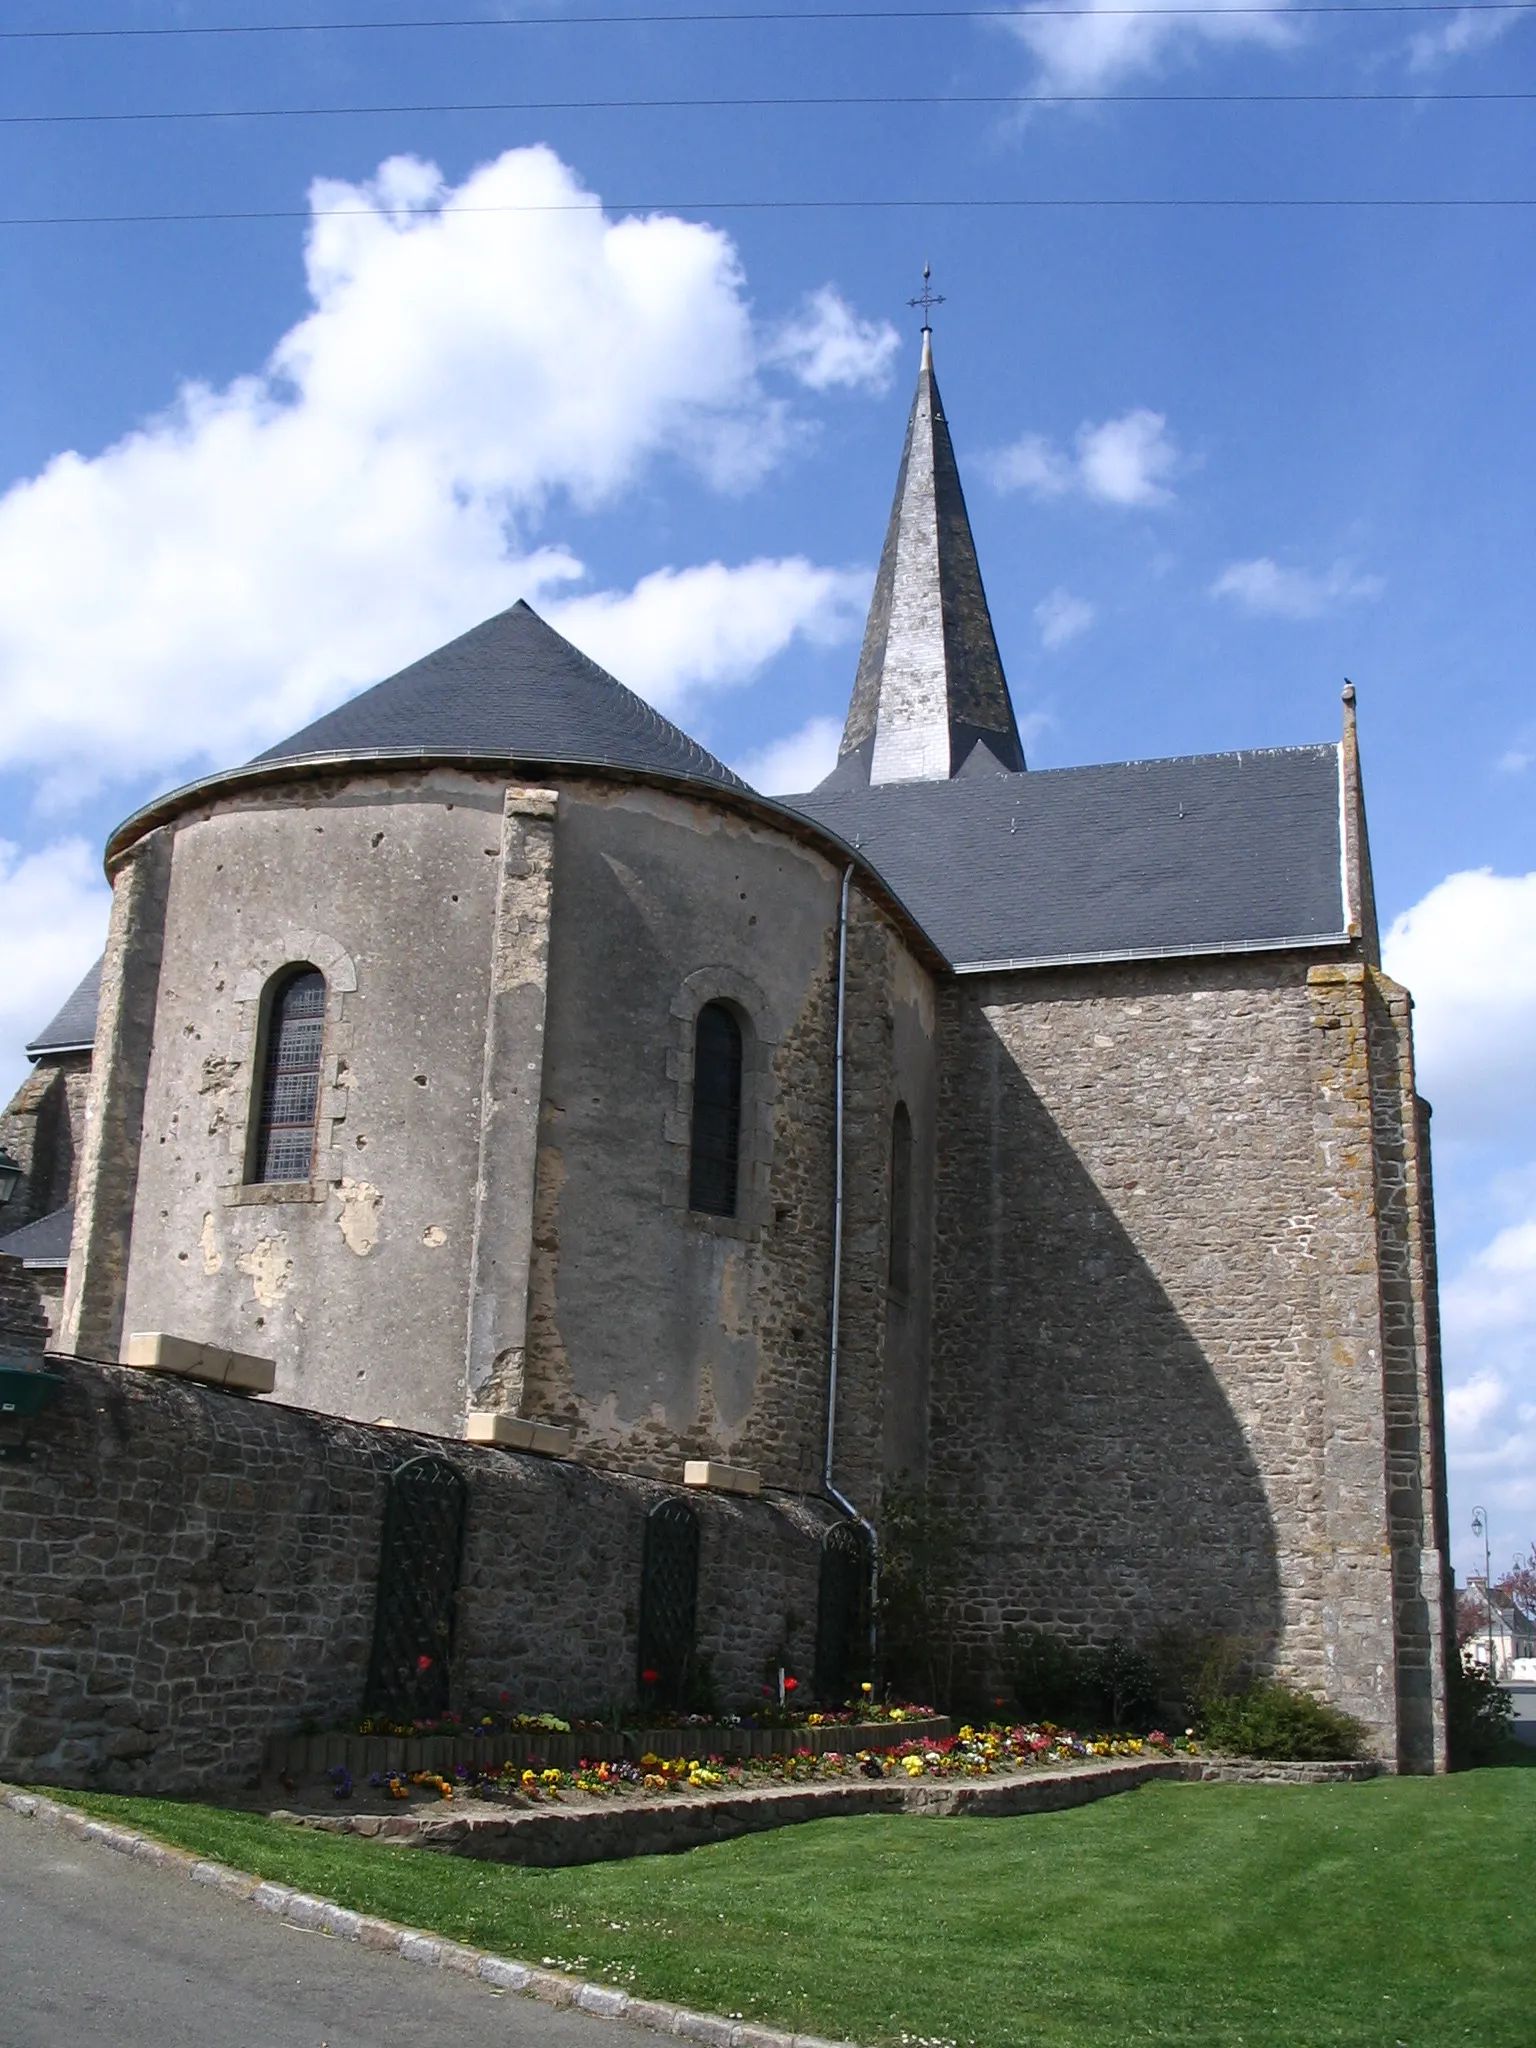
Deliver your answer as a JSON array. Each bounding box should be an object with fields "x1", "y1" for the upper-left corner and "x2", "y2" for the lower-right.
[{"x1": 39, "y1": 1764, "x2": 1534, "y2": 2048}]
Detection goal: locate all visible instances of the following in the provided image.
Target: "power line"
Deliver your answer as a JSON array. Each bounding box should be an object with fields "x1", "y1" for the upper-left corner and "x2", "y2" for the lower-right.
[
  {"x1": 4, "y1": 195, "x2": 1533, "y2": 224},
  {"x1": 5, "y1": 90, "x2": 1536, "y2": 127},
  {"x1": 5, "y1": 2, "x2": 1536, "y2": 38}
]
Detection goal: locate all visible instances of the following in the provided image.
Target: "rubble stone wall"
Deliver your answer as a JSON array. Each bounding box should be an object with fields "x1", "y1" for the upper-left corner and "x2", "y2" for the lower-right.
[
  {"x1": 927, "y1": 951, "x2": 1449, "y2": 1770},
  {"x1": 0, "y1": 1360, "x2": 836, "y2": 1795}
]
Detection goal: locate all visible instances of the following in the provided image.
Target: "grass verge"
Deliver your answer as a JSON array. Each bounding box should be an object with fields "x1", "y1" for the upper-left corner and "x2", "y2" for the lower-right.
[{"x1": 32, "y1": 1765, "x2": 1535, "y2": 2048}]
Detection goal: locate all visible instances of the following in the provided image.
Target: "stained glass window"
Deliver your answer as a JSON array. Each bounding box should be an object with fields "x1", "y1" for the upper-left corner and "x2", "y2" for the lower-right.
[
  {"x1": 252, "y1": 967, "x2": 326, "y2": 1183},
  {"x1": 688, "y1": 1001, "x2": 743, "y2": 1217}
]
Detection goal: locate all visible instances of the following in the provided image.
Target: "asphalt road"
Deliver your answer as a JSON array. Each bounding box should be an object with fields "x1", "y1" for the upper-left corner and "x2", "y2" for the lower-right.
[{"x1": 0, "y1": 1803, "x2": 625, "y2": 2048}]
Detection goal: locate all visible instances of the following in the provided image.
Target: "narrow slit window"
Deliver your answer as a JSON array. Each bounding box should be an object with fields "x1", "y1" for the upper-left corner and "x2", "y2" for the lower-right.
[
  {"x1": 252, "y1": 967, "x2": 326, "y2": 1183},
  {"x1": 688, "y1": 1001, "x2": 743, "y2": 1217},
  {"x1": 888, "y1": 1101, "x2": 913, "y2": 1299}
]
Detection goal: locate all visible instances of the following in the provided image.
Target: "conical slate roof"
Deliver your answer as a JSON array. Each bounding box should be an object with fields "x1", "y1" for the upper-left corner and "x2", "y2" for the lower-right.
[
  {"x1": 826, "y1": 331, "x2": 1023, "y2": 789},
  {"x1": 256, "y1": 599, "x2": 748, "y2": 793}
]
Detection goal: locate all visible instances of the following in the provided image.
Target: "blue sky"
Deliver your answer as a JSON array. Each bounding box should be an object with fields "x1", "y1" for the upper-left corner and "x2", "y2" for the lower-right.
[{"x1": 1, "y1": 0, "x2": 1532, "y2": 1577}]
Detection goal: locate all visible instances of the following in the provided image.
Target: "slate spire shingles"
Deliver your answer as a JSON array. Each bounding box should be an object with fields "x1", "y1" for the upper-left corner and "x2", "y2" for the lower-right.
[{"x1": 830, "y1": 330, "x2": 1024, "y2": 788}]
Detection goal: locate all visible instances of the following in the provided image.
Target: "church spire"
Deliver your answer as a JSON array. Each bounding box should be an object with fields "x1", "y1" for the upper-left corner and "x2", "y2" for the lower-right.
[{"x1": 825, "y1": 315, "x2": 1024, "y2": 789}]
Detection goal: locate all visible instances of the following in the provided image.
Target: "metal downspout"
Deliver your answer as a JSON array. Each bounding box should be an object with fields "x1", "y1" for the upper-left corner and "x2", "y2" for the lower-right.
[{"x1": 824, "y1": 864, "x2": 880, "y2": 1675}]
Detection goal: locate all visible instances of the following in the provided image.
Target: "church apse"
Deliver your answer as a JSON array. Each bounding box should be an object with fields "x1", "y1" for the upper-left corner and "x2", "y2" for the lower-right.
[{"x1": 518, "y1": 782, "x2": 937, "y2": 1499}]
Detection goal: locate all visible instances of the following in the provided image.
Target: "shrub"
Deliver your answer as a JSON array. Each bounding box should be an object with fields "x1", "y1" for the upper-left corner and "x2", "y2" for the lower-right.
[
  {"x1": 1002, "y1": 1627, "x2": 1091, "y2": 1722},
  {"x1": 1086, "y1": 1640, "x2": 1161, "y2": 1728},
  {"x1": 1198, "y1": 1681, "x2": 1362, "y2": 1761},
  {"x1": 1447, "y1": 1656, "x2": 1515, "y2": 1768},
  {"x1": 877, "y1": 1485, "x2": 962, "y2": 1708},
  {"x1": 1002, "y1": 1629, "x2": 1162, "y2": 1730}
]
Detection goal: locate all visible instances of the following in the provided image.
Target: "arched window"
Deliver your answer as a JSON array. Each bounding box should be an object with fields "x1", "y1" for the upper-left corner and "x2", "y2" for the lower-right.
[
  {"x1": 688, "y1": 1001, "x2": 743, "y2": 1217},
  {"x1": 888, "y1": 1101, "x2": 913, "y2": 1299},
  {"x1": 251, "y1": 966, "x2": 326, "y2": 1183}
]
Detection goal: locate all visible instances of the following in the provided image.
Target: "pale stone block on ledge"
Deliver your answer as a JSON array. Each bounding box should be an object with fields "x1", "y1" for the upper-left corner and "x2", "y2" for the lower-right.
[
  {"x1": 123, "y1": 1332, "x2": 276, "y2": 1395},
  {"x1": 682, "y1": 1459, "x2": 762, "y2": 1497},
  {"x1": 464, "y1": 1412, "x2": 574, "y2": 1458}
]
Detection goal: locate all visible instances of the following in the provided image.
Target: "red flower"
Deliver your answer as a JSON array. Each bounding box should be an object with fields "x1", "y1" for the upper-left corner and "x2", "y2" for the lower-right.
[
  {"x1": 641, "y1": 1668, "x2": 660, "y2": 1685},
  {"x1": 784, "y1": 1676, "x2": 798, "y2": 1692},
  {"x1": 416, "y1": 1654, "x2": 433, "y2": 1672},
  {"x1": 499, "y1": 1690, "x2": 511, "y2": 1704}
]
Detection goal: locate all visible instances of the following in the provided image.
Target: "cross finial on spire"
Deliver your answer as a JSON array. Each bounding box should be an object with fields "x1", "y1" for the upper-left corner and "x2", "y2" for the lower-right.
[{"x1": 908, "y1": 262, "x2": 945, "y2": 331}]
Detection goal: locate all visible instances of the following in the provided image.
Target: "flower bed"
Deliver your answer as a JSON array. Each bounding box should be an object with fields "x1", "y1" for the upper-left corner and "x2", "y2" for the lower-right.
[
  {"x1": 293, "y1": 1723, "x2": 1201, "y2": 1809},
  {"x1": 266, "y1": 1713, "x2": 950, "y2": 1784}
]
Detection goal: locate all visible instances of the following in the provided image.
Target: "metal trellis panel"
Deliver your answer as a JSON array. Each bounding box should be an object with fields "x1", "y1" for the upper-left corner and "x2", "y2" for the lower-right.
[
  {"x1": 814, "y1": 1520, "x2": 873, "y2": 1704},
  {"x1": 364, "y1": 1454, "x2": 469, "y2": 1720},
  {"x1": 637, "y1": 1497, "x2": 701, "y2": 1710}
]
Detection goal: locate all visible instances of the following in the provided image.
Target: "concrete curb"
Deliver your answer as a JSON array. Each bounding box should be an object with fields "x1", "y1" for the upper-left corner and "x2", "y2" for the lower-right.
[{"x1": 0, "y1": 1783, "x2": 855, "y2": 2048}]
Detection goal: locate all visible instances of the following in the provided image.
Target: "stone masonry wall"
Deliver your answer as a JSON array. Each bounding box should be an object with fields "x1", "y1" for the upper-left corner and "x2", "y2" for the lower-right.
[
  {"x1": 928, "y1": 951, "x2": 1446, "y2": 1768},
  {"x1": 1363, "y1": 969, "x2": 1451, "y2": 1771},
  {"x1": 521, "y1": 787, "x2": 936, "y2": 1502},
  {"x1": 1, "y1": 1053, "x2": 93, "y2": 1353},
  {"x1": 0, "y1": 1360, "x2": 835, "y2": 1795}
]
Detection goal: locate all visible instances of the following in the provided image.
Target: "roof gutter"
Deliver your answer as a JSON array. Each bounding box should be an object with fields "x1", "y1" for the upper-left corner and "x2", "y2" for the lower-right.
[
  {"x1": 99, "y1": 746, "x2": 948, "y2": 976},
  {"x1": 951, "y1": 930, "x2": 1354, "y2": 976}
]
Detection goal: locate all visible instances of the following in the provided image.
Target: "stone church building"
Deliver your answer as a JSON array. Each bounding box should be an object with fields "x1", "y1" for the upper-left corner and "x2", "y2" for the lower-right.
[{"x1": 0, "y1": 332, "x2": 1451, "y2": 1770}]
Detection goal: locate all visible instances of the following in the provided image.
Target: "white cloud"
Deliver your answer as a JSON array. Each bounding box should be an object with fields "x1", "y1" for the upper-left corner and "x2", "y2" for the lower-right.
[
  {"x1": 0, "y1": 144, "x2": 867, "y2": 802},
  {"x1": 1382, "y1": 870, "x2": 1536, "y2": 1146},
  {"x1": 988, "y1": 409, "x2": 1178, "y2": 508},
  {"x1": 1002, "y1": 0, "x2": 1296, "y2": 94},
  {"x1": 550, "y1": 560, "x2": 868, "y2": 713},
  {"x1": 1034, "y1": 588, "x2": 1096, "y2": 650},
  {"x1": 0, "y1": 840, "x2": 111, "y2": 1107},
  {"x1": 987, "y1": 433, "x2": 1072, "y2": 498},
  {"x1": 735, "y1": 714, "x2": 844, "y2": 796},
  {"x1": 1210, "y1": 556, "x2": 1385, "y2": 619},
  {"x1": 1408, "y1": 8, "x2": 1520, "y2": 71},
  {"x1": 765, "y1": 287, "x2": 901, "y2": 395},
  {"x1": 1446, "y1": 1372, "x2": 1510, "y2": 1438},
  {"x1": 1442, "y1": 1223, "x2": 1536, "y2": 1552},
  {"x1": 1385, "y1": 869, "x2": 1536, "y2": 1562}
]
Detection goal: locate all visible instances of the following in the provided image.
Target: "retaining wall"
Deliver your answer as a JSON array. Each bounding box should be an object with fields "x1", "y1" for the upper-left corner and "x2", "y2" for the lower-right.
[{"x1": 0, "y1": 1359, "x2": 836, "y2": 1795}]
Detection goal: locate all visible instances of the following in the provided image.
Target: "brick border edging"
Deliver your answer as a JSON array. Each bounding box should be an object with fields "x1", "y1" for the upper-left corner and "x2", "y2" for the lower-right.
[{"x1": 0, "y1": 1784, "x2": 854, "y2": 2048}]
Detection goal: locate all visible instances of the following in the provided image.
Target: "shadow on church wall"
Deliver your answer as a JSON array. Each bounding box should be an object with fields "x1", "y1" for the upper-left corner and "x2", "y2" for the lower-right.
[{"x1": 928, "y1": 993, "x2": 1286, "y2": 1697}]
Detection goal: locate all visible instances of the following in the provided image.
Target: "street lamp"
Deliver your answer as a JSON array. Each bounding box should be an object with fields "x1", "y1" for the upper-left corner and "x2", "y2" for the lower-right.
[
  {"x1": 1472, "y1": 1506, "x2": 1495, "y2": 1679},
  {"x1": 0, "y1": 1147, "x2": 22, "y2": 1209}
]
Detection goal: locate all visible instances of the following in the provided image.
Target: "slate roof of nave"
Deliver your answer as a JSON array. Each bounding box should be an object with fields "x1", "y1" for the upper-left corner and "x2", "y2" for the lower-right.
[
  {"x1": 785, "y1": 742, "x2": 1347, "y2": 971},
  {"x1": 254, "y1": 599, "x2": 749, "y2": 795}
]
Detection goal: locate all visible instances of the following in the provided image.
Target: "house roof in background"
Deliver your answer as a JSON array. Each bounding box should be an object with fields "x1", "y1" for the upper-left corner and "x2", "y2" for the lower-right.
[
  {"x1": 254, "y1": 599, "x2": 749, "y2": 795},
  {"x1": 787, "y1": 743, "x2": 1348, "y2": 971},
  {"x1": 25, "y1": 958, "x2": 101, "y2": 1057},
  {"x1": 0, "y1": 1202, "x2": 73, "y2": 1268}
]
